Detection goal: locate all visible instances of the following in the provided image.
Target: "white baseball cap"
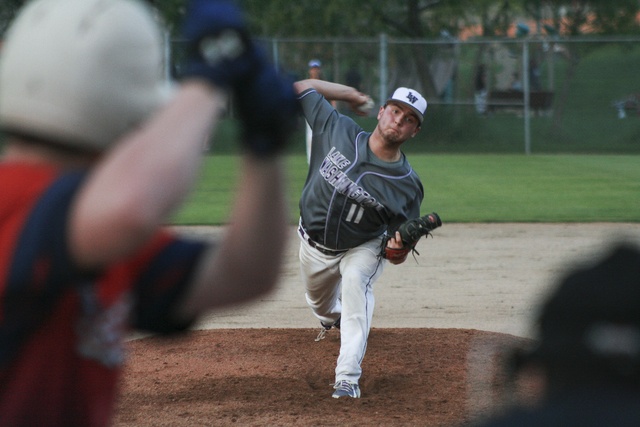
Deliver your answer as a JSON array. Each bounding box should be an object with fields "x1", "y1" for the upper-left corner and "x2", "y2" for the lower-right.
[
  {"x1": 308, "y1": 59, "x2": 322, "y2": 68},
  {"x1": 387, "y1": 87, "x2": 427, "y2": 124},
  {"x1": 0, "y1": 0, "x2": 173, "y2": 152}
]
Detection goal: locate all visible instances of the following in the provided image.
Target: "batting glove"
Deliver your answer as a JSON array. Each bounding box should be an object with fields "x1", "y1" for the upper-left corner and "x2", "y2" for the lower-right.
[{"x1": 179, "y1": 0, "x2": 256, "y2": 88}]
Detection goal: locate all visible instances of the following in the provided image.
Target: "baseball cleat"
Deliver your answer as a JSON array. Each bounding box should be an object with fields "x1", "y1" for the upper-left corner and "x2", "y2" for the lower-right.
[{"x1": 332, "y1": 380, "x2": 360, "y2": 399}]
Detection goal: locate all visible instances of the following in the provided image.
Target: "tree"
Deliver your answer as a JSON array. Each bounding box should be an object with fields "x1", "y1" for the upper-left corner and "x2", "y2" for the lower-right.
[
  {"x1": 0, "y1": 0, "x2": 25, "y2": 36},
  {"x1": 146, "y1": 0, "x2": 188, "y2": 34},
  {"x1": 521, "y1": 0, "x2": 640, "y2": 137},
  {"x1": 0, "y1": 0, "x2": 521, "y2": 99},
  {"x1": 526, "y1": 0, "x2": 640, "y2": 36},
  {"x1": 239, "y1": 0, "x2": 523, "y2": 98}
]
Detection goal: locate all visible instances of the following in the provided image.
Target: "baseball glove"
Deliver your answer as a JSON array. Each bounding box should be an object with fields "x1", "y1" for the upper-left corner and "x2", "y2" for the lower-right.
[{"x1": 382, "y1": 212, "x2": 442, "y2": 262}]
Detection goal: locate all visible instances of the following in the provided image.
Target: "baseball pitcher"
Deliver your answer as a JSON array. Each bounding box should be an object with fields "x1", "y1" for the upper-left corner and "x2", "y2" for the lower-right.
[{"x1": 294, "y1": 78, "x2": 441, "y2": 399}]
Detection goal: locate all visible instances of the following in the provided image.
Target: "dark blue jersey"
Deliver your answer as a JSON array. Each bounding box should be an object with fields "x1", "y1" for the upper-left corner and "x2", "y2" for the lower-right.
[{"x1": 469, "y1": 387, "x2": 640, "y2": 427}]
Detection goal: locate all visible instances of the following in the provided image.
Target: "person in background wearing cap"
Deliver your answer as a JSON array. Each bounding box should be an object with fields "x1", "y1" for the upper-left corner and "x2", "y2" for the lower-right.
[
  {"x1": 293, "y1": 78, "x2": 430, "y2": 399},
  {"x1": 0, "y1": 0, "x2": 297, "y2": 425},
  {"x1": 466, "y1": 241, "x2": 640, "y2": 427},
  {"x1": 304, "y1": 59, "x2": 336, "y2": 163},
  {"x1": 308, "y1": 59, "x2": 323, "y2": 80}
]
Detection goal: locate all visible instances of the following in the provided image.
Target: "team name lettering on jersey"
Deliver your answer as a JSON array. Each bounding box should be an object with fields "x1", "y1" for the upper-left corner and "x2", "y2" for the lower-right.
[
  {"x1": 326, "y1": 147, "x2": 351, "y2": 168},
  {"x1": 319, "y1": 147, "x2": 385, "y2": 212},
  {"x1": 76, "y1": 284, "x2": 131, "y2": 367}
]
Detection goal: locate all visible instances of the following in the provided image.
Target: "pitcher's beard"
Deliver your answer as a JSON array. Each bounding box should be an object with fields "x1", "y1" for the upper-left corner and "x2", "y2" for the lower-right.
[{"x1": 379, "y1": 128, "x2": 404, "y2": 147}]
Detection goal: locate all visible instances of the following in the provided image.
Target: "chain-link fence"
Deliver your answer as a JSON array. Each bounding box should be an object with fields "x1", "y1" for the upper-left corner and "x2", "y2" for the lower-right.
[{"x1": 173, "y1": 35, "x2": 640, "y2": 155}]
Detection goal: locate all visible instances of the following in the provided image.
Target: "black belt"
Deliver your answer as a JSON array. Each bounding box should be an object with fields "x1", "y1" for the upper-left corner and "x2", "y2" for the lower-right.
[{"x1": 298, "y1": 223, "x2": 348, "y2": 256}]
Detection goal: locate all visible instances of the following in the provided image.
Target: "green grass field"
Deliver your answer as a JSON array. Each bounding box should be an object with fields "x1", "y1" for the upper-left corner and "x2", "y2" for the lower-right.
[{"x1": 172, "y1": 154, "x2": 640, "y2": 225}]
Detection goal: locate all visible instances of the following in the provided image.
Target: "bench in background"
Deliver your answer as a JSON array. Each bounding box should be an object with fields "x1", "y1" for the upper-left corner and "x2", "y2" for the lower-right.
[{"x1": 488, "y1": 90, "x2": 555, "y2": 114}]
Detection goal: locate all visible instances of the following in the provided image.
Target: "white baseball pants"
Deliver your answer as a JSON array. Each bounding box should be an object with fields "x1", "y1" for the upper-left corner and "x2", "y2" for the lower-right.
[{"x1": 299, "y1": 234, "x2": 386, "y2": 384}]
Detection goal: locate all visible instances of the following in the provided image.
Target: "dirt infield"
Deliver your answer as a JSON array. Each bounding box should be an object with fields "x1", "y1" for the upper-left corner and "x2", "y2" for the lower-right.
[{"x1": 114, "y1": 223, "x2": 640, "y2": 426}]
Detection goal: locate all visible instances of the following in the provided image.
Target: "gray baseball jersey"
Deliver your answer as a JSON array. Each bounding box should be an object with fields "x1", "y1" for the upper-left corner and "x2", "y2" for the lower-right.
[{"x1": 298, "y1": 89, "x2": 424, "y2": 250}]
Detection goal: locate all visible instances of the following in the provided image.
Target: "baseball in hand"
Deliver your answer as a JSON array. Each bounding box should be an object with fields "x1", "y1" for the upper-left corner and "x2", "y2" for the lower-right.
[{"x1": 357, "y1": 97, "x2": 375, "y2": 114}]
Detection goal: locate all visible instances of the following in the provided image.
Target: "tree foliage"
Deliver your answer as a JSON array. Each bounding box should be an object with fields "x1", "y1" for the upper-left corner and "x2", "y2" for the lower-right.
[
  {"x1": 239, "y1": 0, "x2": 521, "y2": 40},
  {"x1": 523, "y1": 0, "x2": 640, "y2": 36},
  {"x1": 240, "y1": 0, "x2": 640, "y2": 39},
  {"x1": 0, "y1": 0, "x2": 25, "y2": 35},
  {"x1": 1, "y1": 0, "x2": 638, "y2": 39}
]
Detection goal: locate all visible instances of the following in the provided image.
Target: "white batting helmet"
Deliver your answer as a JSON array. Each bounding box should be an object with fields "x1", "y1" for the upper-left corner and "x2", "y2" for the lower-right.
[{"x1": 0, "y1": 0, "x2": 173, "y2": 151}]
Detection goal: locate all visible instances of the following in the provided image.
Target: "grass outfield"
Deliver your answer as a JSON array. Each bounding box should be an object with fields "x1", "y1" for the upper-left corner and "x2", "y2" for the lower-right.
[{"x1": 172, "y1": 154, "x2": 640, "y2": 225}]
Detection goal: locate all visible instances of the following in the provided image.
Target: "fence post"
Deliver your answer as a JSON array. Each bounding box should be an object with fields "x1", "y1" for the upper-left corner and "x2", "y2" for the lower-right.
[
  {"x1": 522, "y1": 40, "x2": 531, "y2": 155},
  {"x1": 333, "y1": 41, "x2": 340, "y2": 84},
  {"x1": 271, "y1": 38, "x2": 279, "y2": 71},
  {"x1": 379, "y1": 33, "x2": 388, "y2": 105},
  {"x1": 164, "y1": 30, "x2": 171, "y2": 81}
]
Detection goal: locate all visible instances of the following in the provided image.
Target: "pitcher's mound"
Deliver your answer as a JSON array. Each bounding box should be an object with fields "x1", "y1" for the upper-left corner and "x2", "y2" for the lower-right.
[{"x1": 115, "y1": 328, "x2": 534, "y2": 427}]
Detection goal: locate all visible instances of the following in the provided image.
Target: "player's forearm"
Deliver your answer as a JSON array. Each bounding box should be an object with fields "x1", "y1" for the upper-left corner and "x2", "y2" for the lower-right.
[
  {"x1": 70, "y1": 81, "x2": 225, "y2": 268},
  {"x1": 175, "y1": 155, "x2": 288, "y2": 317},
  {"x1": 295, "y1": 79, "x2": 361, "y2": 103}
]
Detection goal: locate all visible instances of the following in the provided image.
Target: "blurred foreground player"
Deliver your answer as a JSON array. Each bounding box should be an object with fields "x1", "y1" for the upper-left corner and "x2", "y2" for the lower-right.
[
  {"x1": 0, "y1": 0, "x2": 296, "y2": 425},
  {"x1": 467, "y1": 241, "x2": 640, "y2": 427}
]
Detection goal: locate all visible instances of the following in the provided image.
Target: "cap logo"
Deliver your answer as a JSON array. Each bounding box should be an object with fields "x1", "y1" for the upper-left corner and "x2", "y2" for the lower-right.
[{"x1": 406, "y1": 92, "x2": 418, "y2": 105}]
